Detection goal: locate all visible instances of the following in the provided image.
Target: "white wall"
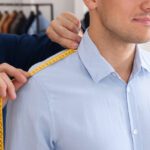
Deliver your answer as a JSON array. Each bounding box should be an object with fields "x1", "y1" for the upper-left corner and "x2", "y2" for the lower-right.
[
  {"x1": 74, "y1": 0, "x2": 87, "y2": 20},
  {"x1": 0, "y1": 0, "x2": 22, "y2": 2},
  {"x1": 0, "y1": 0, "x2": 23, "y2": 12}
]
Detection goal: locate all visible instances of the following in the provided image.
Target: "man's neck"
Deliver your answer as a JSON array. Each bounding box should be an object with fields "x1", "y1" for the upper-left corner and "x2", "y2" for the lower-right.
[{"x1": 88, "y1": 27, "x2": 136, "y2": 83}]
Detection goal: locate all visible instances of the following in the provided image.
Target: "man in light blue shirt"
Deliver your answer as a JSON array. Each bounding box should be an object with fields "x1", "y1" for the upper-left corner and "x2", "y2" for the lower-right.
[{"x1": 5, "y1": 0, "x2": 150, "y2": 149}]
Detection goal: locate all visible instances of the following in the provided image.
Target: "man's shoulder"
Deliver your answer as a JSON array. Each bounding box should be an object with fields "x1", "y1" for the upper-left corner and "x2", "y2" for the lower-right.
[{"x1": 29, "y1": 50, "x2": 82, "y2": 82}]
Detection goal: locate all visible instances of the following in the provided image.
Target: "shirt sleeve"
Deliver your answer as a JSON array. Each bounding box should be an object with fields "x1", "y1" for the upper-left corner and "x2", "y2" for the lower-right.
[
  {"x1": 0, "y1": 33, "x2": 64, "y2": 71},
  {"x1": 5, "y1": 77, "x2": 55, "y2": 150}
]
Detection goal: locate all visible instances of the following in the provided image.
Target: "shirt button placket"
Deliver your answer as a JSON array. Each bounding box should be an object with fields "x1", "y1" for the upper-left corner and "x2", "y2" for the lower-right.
[{"x1": 126, "y1": 85, "x2": 139, "y2": 150}]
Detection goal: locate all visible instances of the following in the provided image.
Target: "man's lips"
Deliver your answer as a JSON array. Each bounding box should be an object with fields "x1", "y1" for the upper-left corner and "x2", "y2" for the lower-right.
[{"x1": 133, "y1": 17, "x2": 150, "y2": 25}]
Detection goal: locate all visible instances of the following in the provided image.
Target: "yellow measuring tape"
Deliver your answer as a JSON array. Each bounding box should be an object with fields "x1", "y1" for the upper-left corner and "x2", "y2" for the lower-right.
[
  {"x1": 0, "y1": 49, "x2": 76, "y2": 150},
  {"x1": 0, "y1": 98, "x2": 3, "y2": 150}
]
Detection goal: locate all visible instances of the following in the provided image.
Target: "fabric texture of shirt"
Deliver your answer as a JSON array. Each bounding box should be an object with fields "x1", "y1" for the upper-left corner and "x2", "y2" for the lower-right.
[{"x1": 6, "y1": 31, "x2": 150, "y2": 150}]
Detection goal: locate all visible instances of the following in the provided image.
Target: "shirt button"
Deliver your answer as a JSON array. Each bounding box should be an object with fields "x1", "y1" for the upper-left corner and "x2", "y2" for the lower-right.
[{"x1": 133, "y1": 129, "x2": 138, "y2": 135}]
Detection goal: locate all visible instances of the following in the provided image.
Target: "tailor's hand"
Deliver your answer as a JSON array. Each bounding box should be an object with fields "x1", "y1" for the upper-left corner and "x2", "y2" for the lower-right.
[
  {"x1": 0, "y1": 63, "x2": 29, "y2": 108},
  {"x1": 46, "y1": 12, "x2": 83, "y2": 49}
]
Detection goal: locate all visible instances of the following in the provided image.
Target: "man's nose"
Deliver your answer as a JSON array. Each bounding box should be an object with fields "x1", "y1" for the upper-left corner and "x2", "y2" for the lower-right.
[{"x1": 141, "y1": 0, "x2": 150, "y2": 13}]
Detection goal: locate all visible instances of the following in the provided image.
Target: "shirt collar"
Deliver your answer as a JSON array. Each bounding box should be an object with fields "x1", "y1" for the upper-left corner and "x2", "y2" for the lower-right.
[
  {"x1": 136, "y1": 46, "x2": 150, "y2": 73},
  {"x1": 78, "y1": 30, "x2": 115, "y2": 83},
  {"x1": 78, "y1": 31, "x2": 150, "y2": 83}
]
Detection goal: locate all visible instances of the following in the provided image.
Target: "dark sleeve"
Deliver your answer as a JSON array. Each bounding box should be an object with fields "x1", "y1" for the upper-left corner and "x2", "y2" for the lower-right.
[{"x1": 0, "y1": 33, "x2": 64, "y2": 71}]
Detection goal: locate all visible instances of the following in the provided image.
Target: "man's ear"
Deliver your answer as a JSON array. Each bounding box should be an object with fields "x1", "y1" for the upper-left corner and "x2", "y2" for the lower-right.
[{"x1": 83, "y1": 0, "x2": 97, "y2": 10}]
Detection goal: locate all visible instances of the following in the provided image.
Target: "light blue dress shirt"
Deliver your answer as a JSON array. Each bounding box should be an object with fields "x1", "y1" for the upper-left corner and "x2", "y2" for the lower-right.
[{"x1": 6, "y1": 31, "x2": 150, "y2": 150}]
